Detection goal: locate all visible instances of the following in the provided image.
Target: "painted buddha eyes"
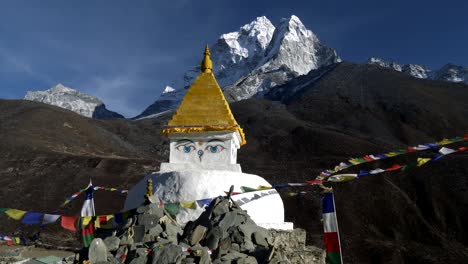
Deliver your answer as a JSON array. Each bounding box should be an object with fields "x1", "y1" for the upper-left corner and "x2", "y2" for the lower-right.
[
  {"x1": 205, "y1": 144, "x2": 225, "y2": 153},
  {"x1": 175, "y1": 139, "x2": 226, "y2": 155},
  {"x1": 178, "y1": 145, "x2": 196, "y2": 153}
]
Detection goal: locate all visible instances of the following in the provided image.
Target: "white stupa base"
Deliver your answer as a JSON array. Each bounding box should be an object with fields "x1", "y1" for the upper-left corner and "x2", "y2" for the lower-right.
[
  {"x1": 124, "y1": 170, "x2": 292, "y2": 230},
  {"x1": 160, "y1": 162, "x2": 242, "y2": 173},
  {"x1": 258, "y1": 222, "x2": 294, "y2": 230}
]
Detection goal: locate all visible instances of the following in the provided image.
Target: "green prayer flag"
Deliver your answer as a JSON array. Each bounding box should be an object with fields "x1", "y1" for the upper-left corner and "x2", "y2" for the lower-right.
[
  {"x1": 241, "y1": 186, "x2": 257, "y2": 193},
  {"x1": 164, "y1": 203, "x2": 180, "y2": 217}
]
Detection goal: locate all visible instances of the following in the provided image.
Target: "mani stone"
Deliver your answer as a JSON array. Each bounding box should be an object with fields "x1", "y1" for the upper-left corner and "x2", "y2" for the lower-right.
[{"x1": 89, "y1": 238, "x2": 108, "y2": 263}]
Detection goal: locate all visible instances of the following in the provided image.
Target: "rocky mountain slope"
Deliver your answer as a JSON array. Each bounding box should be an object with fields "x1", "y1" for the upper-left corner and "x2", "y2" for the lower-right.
[
  {"x1": 368, "y1": 57, "x2": 468, "y2": 83},
  {"x1": 1, "y1": 63, "x2": 467, "y2": 263},
  {"x1": 24, "y1": 84, "x2": 124, "y2": 119},
  {"x1": 134, "y1": 15, "x2": 340, "y2": 119}
]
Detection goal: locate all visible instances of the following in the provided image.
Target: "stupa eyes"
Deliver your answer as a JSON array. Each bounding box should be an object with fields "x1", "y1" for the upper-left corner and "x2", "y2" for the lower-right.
[
  {"x1": 205, "y1": 145, "x2": 225, "y2": 153},
  {"x1": 175, "y1": 140, "x2": 197, "y2": 153}
]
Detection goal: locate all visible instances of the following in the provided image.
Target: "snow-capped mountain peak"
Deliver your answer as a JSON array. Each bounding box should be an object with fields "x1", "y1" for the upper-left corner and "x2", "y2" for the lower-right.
[
  {"x1": 434, "y1": 63, "x2": 468, "y2": 83},
  {"x1": 24, "y1": 84, "x2": 123, "y2": 119},
  {"x1": 134, "y1": 15, "x2": 341, "y2": 119}
]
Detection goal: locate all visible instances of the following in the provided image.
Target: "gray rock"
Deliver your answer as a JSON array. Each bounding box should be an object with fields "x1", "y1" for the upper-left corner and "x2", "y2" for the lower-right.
[
  {"x1": 240, "y1": 240, "x2": 255, "y2": 252},
  {"x1": 152, "y1": 244, "x2": 184, "y2": 264},
  {"x1": 237, "y1": 256, "x2": 258, "y2": 264},
  {"x1": 120, "y1": 234, "x2": 134, "y2": 246},
  {"x1": 231, "y1": 243, "x2": 240, "y2": 252},
  {"x1": 132, "y1": 225, "x2": 146, "y2": 244},
  {"x1": 138, "y1": 214, "x2": 160, "y2": 230},
  {"x1": 214, "y1": 251, "x2": 248, "y2": 263},
  {"x1": 212, "y1": 199, "x2": 230, "y2": 216},
  {"x1": 205, "y1": 226, "x2": 223, "y2": 250},
  {"x1": 89, "y1": 238, "x2": 108, "y2": 263},
  {"x1": 190, "y1": 225, "x2": 208, "y2": 246},
  {"x1": 136, "y1": 248, "x2": 149, "y2": 257},
  {"x1": 145, "y1": 224, "x2": 164, "y2": 242},
  {"x1": 165, "y1": 222, "x2": 183, "y2": 240},
  {"x1": 183, "y1": 257, "x2": 196, "y2": 263},
  {"x1": 218, "y1": 211, "x2": 245, "y2": 231},
  {"x1": 130, "y1": 256, "x2": 148, "y2": 264},
  {"x1": 252, "y1": 232, "x2": 269, "y2": 248},
  {"x1": 104, "y1": 236, "x2": 121, "y2": 252},
  {"x1": 199, "y1": 249, "x2": 211, "y2": 264},
  {"x1": 219, "y1": 237, "x2": 232, "y2": 251}
]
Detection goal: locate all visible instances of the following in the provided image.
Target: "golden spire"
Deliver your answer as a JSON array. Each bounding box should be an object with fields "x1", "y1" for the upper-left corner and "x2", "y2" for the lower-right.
[
  {"x1": 200, "y1": 44, "x2": 213, "y2": 73},
  {"x1": 162, "y1": 46, "x2": 246, "y2": 146}
]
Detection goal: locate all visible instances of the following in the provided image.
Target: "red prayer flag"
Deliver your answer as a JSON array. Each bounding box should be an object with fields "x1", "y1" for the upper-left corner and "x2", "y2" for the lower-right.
[
  {"x1": 307, "y1": 179, "x2": 325, "y2": 185},
  {"x1": 61, "y1": 216, "x2": 78, "y2": 231},
  {"x1": 458, "y1": 147, "x2": 467, "y2": 152},
  {"x1": 386, "y1": 164, "x2": 403, "y2": 172}
]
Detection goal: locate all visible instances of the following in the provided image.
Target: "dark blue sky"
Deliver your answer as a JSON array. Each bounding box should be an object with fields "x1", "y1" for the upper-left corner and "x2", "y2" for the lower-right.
[{"x1": 1, "y1": 0, "x2": 467, "y2": 117}]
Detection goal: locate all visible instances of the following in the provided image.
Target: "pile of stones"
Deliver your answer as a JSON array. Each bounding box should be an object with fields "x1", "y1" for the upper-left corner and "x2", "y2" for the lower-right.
[{"x1": 82, "y1": 195, "x2": 325, "y2": 264}]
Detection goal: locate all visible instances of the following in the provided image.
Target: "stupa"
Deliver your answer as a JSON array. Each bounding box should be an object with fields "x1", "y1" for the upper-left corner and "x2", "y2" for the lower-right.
[{"x1": 124, "y1": 46, "x2": 292, "y2": 230}]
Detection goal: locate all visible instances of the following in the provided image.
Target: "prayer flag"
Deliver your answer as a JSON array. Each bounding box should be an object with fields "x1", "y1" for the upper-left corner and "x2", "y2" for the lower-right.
[
  {"x1": 81, "y1": 220, "x2": 95, "y2": 248},
  {"x1": 322, "y1": 192, "x2": 343, "y2": 264},
  {"x1": 241, "y1": 186, "x2": 257, "y2": 193},
  {"x1": 82, "y1": 216, "x2": 93, "y2": 226},
  {"x1": 42, "y1": 214, "x2": 60, "y2": 225},
  {"x1": 61, "y1": 216, "x2": 78, "y2": 231},
  {"x1": 180, "y1": 201, "x2": 197, "y2": 209},
  {"x1": 458, "y1": 147, "x2": 468, "y2": 152},
  {"x1": 413, "y1": 145, "x2": 430, "y2": 150},
  {"x1": 81, "y1": 181, "x2": 96, "y2": 217},
  {"x1": 437, "y1": 138, "x2": 452, "y2": 145},
  {"x1": 369, "y1": 168, "x2": 385, "y2": 174},
  {"x1": 417, "y1": 158, "x2": 431, "y2": 167},
  {"x1": 306, "y1": 179, "x2": 325, "y2": 185},
  {"x1": 328, "y1": 174, "x2": 357, "y2": 183},
  {"x1": 196, "y1": 199, "x2": 213, "y2": 208},
  {"x1": 114, "y1": 213, "x2": 124, "y2": 225},
  {"x1": 5, "y1": 209, "x2": 27, "y2": 220},
  {"x1": 358, "y1": 170, "x2": 369, "y2": 177},
  {"x1": 385, "y1": 164, "x2": 403, "y2": 172},
  {"x1": 21, "y1": 212, "x2": 43, "y2": 225},
  {"x1": 368, "y1": 155, "x2": 382, "y2": 160},
  {"x1": 164, "y1": 203, "x2": 180, "y2": 217},
  {"x1": 439, "y1": 147, "x2": 456, "y2": 155}
]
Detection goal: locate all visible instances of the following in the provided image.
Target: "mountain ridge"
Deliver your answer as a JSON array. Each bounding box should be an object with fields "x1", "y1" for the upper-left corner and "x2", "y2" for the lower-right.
[{"x1": 24, "y1": 83, "x2": 124, "y2": 119}]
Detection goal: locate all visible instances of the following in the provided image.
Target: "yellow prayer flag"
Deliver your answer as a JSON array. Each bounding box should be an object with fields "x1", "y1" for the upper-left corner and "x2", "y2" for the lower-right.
[
  {"x1": 82, "y1": 216, "x2": 93, "y2": 226},
  {"x1": 437, "y1": 138, "x2": 451, "y2": 145},
  {"x1": 328, "y1": 174, "x2": 358, "y2": 182},
  {"x1": 180, "y1": 201, "x2": 197, "y2": 209},
  {"x1": 348, "y1": 159, "x2": 361, "y2": 165},
  {"x1": 14, "y1": 237, "x2": 20, "y2": 244},
  {"x1": 5, "y1": 209, "x2": 27, "y2": 220},
  {"x1": 257, "y1": 186, "x2": 272, "y2": 190},
  {"x1": 417, "y1": 158, "x2": 431, "y2": 167},
  {"x1": 385, "y1": 152, "x2": 399, "y2": 157},
  {"x1": 110, "y1": 188, "x2": 117, "y2": 191}
]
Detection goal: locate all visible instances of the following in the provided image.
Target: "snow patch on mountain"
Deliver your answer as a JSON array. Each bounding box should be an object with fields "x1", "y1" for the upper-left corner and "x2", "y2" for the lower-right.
[
  {"x1": 24, "y1": 83, "x2": 123, "y2": 119},
  {"x1": 368, "y1": 57, "x2": 467, "y2": 84},
  {"x1": 433, "y1": 64, "x2": 468, "y2": 83}
]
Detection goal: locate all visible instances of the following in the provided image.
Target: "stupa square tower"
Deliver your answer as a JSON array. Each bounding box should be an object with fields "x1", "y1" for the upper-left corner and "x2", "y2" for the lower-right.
[
  {"x1": 125, "y1": 46, "x2": 291, "y2": 229},
  {"x1": 161, "y1": 47, "x2": 245, "y2": 172}
]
